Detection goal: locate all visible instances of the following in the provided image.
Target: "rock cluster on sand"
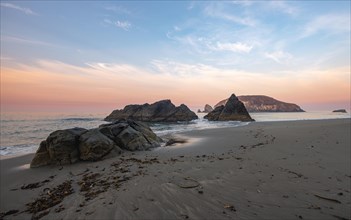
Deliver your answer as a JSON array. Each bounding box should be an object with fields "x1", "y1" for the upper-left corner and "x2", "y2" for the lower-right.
[
  {"x1": 30, "y1": 119, "x2": 162, "y2": 168},
  {"x1": 215, "y1": 95, "x2": 304, "y2": 112},
  {"x1": 205, "y1": 94, "x2": 254, "y2": 122},
  {"x1": 198, "y1": 104, "x2": 214, "y2": 113},
  {"x1": 332, "y1": 109, "x2": 347, "y2": 113},
  {"x1": 105, "y1": 100, "x2": 198, "y2": 122}
]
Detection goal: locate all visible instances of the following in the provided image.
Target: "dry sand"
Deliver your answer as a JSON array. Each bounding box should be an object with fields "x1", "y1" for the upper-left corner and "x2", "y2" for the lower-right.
[{"x1": 0, "y1": 119, "x2": 350, "y2": 220}]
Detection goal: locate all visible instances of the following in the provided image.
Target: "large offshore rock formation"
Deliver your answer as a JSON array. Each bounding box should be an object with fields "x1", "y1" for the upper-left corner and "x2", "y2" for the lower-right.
[{"x1": 105, "y1": 100, "x2": 198, "y2": 122}]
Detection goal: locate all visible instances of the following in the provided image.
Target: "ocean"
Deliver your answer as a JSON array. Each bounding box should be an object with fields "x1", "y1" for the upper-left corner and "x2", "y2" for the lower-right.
[{"x1": 0, "y1": 111, "x2": 350, "y2": 156}]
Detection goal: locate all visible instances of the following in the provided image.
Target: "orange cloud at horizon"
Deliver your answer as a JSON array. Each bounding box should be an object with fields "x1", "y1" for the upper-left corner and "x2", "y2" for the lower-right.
[{"x1": 1, "y1": 60, "x2": 350, "y2": 112}]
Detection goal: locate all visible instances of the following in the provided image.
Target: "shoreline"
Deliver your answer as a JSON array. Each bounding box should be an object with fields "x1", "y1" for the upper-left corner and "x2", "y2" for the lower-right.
[
  {"x1": 1, "y1": 118, "x2": 350, "y2": 219},
  {"x1": 1, "y1": 118, "x2": 350, "y2": 159}
]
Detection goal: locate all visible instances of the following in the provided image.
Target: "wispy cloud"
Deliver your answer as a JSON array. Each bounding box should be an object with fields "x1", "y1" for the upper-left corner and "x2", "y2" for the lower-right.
[
  {"x1": 104, "y1": 19, "x2": 131, "y2": 31},
  {"x1": 231, "y1": 0, "x2": 254, "y2": 7},
  {"x1": 115, "y1": 20, "x2": 131, "y2": 31},
  {"x1": 151, "y1": 59, "x2": 213, "y2": 77},
  {"x1": 0, "y1": 3, "x2": 38, "y2": 15},
  {"x1": 1, "y1": 35, "x2": 57, "y2": 47},
  {"x1": 264, "y1": 50, "x2": 293, "y2": 64},
  {"x1": 268, "y1": 1, "x2": 299, "y2": 16},
  {"x1": 214, "y1": 42, "x2": 253, "y2": 53},
  {"x1": 203, "y1": 3, "x2": 256, "y2": 26},
  {"x1": 150, "y1": 59, "x2": 264, "y2": 79},
  {"x1": 103, "y1": 19, "x2": 113, "y2": 25},
  {"x1": 167, "y1": 1, "x2": 348, "y2": 71},
  {"x1": 104, "y1": 5, "x2": 131, "y2": 15},
  {"x1": 0, "y1": 56, "x2": 13, "y2": 61},
  {"x1": 87, "y1": 62, "x2": 145, "y2": 75},
  {"x1": 187, "y1": 1, "x2": 196, "y2": 10},
  {"x1": 173, "y1": 26, "x2": 181, "y2": 31},
  {"x1": 301, "y1": 14, "x2": 350, "y2": 38}
]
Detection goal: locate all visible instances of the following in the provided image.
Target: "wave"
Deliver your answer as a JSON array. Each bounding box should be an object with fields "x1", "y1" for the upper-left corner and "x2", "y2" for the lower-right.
[
  {"x1": 61, "y1": 117, "x2": 102, "y2": 122},
  {"x1": 150, "y1": 119, "x2": 249, "y2": 136},
  {"x1": 0, "y1": 144, "x2": 38, "y2": 156}
]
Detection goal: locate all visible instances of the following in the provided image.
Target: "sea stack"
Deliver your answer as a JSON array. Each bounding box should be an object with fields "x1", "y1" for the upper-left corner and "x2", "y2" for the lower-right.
[
  {"x1": 105, "y1": 100, "x2": 198, "y2": 122},
  {"x1": 203, "y1": 104, "x2": 214, "y2": 113},
  {"x1": 198, "y1": 104, "x2": 214, "y2": 113},
  {"x1": 204, "y1": 94, "x2": 254, "y2": 121}
]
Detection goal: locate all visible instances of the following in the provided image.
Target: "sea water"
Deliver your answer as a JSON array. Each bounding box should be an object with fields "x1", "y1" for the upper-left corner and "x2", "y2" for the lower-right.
[{"x1": 0, "y1": 111, "x2": 350, "y2": 156}]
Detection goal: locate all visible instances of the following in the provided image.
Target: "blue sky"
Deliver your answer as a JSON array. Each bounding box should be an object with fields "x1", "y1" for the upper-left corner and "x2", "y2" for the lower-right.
[{"x1": 1, "y1": 1, "x2": 350, "y2": 112}]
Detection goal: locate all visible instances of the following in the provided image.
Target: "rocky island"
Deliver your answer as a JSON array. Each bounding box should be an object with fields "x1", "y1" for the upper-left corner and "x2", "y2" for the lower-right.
[
  {"x1": 105, "y1": 100, "x2": 198, "y2": 122},
  {"x1": 215, "y1": 95, "x2": 304, "y2": 112},
  {"x1": 205, "y1": 94, "x2": 254, "y2": 121},
  {"x1": 333, "y1": 109, "x2": 347, "y2": 113}
]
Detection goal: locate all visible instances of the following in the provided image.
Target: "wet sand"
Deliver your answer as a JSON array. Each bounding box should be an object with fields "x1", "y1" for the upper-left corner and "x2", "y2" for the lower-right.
[{"x1": 1, "y1": 119, "x2": 350, "y2": 220}]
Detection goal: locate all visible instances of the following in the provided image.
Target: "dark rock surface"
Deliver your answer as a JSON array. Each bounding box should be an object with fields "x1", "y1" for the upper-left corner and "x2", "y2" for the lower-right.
[
  {"x1": 99, "y1": 119, "x2": 162, "y2": 151},
  {"x1": 79, "y1": 129, "x2": 121, "y2": 161},
  {"x1": 30, "y1": 120, "x2": 161, "y2": 168},
  {"x1": 332, "y1": 109, "x2": 347, "y2": 113},
  {"x1": 205, "y1": 94, "x2": 254, "y2": 122},
  {"x1": 30, "y1": 141, "x2": 51, "y2": 168},
  {"x1": 46, "y1": 128, "x2": 87, "y2": 165},
  {"x1": 204, "y1": 104, "x2": 214, "y2": 113},
  {"x1": 31, "y1": 128, "x2": 87, "y2": 168},
  {"x1": 104, "y1": 100, "x2": 198, "y2": 122},
  {"x1": 198, "y1": 104, "x2": 214, "y2": 113},
  {"x1": 204, "y1": 106, "x2": 224, "y2": 120},
  {"x1": 214, "y1": 95, "x2": 304, "y2": 112}
]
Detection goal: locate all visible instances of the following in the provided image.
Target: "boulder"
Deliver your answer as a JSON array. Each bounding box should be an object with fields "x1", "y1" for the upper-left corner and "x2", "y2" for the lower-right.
[
  {"x1": 205, "y1": 94, "x2": 254, "y2": 121},
  {"x1": 99, "y1": 119, "x2": 162, "y2": 151},
  {"x1": 30, "y1": 140, "x2": 50, "y2": 168},
  {"x1": 30, "y1": 119, "x2": 162, "y2": 168},
  {"x1": 333, "y1": 109, "x2": 347, "y2": 113},
  {"x1": 46, "y1": 128, "x2": 87, "y2": 165},
  {"x1": 79, "y1": 129, "x2": 121, "y2": 161},
  {"x1": 104, "y1": 100, "x2": 198, "y2": 122}
]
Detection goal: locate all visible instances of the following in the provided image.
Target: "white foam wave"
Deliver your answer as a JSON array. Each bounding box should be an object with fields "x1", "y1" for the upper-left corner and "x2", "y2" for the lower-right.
[
  {"x1": 0, "y1": 144, "x2": 38, "y2": 156},
  {"x1": 151, "y1": 118, "x2": 249, "y2": 136}
]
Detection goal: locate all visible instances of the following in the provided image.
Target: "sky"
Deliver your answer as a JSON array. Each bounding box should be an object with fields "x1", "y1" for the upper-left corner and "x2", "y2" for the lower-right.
[{"x1": 1, "y1": 1, "x2": 350, "y2": 113}]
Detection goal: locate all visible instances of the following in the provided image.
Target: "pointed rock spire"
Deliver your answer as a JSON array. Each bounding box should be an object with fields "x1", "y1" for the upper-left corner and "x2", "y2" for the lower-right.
[{"x1": 204, "y1": 94, "x2": 254, "y2": 121}]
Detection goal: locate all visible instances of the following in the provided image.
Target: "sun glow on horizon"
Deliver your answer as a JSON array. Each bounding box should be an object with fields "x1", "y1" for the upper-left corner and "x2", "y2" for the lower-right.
[{"x1": 1, "y1": 60, "x2": 350, "y2": 112}]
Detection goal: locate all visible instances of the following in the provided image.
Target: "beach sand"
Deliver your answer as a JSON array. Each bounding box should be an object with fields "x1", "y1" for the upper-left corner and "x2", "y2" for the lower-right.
[{"x1": 1, "y1": 119, "x2": 350, "y2": 220}]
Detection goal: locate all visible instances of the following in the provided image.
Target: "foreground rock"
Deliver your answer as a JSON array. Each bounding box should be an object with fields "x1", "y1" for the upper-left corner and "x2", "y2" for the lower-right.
[
  {"x1": 205, "y1": 94, "x2": 254, "y2": 122},
  {"x1": 333, "y1": 109, "x2": 347, "y2": 113},
  {"x1": 79, "y1": 129, "x2": 121, "y2": 161},
  {"x1": 214, "y1": 95, "x2": 304, "y2": 112},
  {"x1": 46, "y1": 128, "x2": 87, "y2": 165},
  {"x1": 105, "y1": 100, "x2": 198, "y2": 122},
  {"x1": 30, "y1": 120, "x2": 161, "y2": 168},
  {"x1": 99, "y1": 120, "x2": 162, "y2": 151}
]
